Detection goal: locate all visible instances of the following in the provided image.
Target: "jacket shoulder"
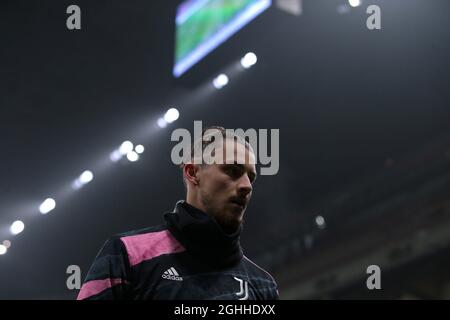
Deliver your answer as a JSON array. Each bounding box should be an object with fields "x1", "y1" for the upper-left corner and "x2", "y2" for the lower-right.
[
  {"x1": 243, "y1": 255, "x2": 279, "y2": 299},
  {"x1": 110, "y1": 224, "x2": 185, "y2": 268},
  {"x1": 111, "y1": 224, "x2": 168, "y2": 239},
  {"x1": 243, "y1": 255, "x2": 277, "y2": 284}
]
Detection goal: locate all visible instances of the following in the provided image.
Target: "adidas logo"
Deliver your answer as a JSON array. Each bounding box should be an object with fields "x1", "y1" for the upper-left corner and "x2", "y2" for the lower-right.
[{"x1": 162, "y1": 267, "x2": 183, "y2": 281}]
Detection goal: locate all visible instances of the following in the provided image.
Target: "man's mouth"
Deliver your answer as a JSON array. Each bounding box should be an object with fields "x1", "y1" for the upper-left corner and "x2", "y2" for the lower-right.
[{"x1": 230, "y1": 198, "x2": 247, "y2": 209}]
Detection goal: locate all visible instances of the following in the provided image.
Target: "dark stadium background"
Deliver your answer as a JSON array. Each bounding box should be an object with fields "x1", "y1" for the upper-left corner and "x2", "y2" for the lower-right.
[{"x1": 0, "y1": 0, "x2": 449, "y2": 299}]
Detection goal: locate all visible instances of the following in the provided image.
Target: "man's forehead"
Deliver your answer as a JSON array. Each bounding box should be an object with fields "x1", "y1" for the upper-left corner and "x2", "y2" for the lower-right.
[{"x1": 223, "y1": 138, "x2": 256, "y2": 164}]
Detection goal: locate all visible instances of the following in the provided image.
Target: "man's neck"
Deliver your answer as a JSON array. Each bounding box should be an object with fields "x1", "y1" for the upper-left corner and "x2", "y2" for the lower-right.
[{"x1": 185, "y1": 194, "x2": 206, "y2": 214}]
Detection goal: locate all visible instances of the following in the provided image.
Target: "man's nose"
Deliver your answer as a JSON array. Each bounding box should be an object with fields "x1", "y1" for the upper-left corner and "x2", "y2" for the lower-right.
[{"x1": 237, "y1": 174, "x2": 252, "y2": 196}]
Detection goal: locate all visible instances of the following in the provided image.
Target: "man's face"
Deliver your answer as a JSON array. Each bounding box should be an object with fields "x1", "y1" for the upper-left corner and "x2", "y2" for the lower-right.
[{"x1": 196, "y1": 140, "x2": 257, "y2": 233}]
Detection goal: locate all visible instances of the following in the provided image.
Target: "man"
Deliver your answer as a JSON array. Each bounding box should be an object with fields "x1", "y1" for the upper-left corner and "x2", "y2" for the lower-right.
[{"x1": 77, "y1": 126, "x2": 279, "y2": 300}]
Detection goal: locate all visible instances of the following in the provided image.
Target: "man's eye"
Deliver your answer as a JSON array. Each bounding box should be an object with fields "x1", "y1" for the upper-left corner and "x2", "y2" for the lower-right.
[
  {"x1": 224, "y1": 166, "x2": 242, "y2": 178},
  {"x1": 224, "y1": 165, "x2": 255, "y2": 183}
]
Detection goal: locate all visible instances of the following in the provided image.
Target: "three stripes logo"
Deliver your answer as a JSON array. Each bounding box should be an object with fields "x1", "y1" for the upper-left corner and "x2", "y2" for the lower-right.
[{"x1": 162, "y1": 267, "x2": 183, "y2": 281}]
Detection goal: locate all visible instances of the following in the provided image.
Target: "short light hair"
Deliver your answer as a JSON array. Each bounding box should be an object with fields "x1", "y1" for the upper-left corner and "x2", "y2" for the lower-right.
[{"x1": 181, "y1": 125, "x2": 255, "y2": 186}]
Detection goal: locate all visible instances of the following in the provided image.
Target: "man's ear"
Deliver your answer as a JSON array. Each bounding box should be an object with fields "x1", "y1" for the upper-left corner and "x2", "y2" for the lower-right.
[{"x1": 183, "y1": 163, "x2": 200, "y2": 186}]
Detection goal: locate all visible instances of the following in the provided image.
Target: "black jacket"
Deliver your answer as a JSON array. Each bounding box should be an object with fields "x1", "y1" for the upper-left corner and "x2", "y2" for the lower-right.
[{"x1": 77, "y1": 201, "x2": 279, "y2": 300}]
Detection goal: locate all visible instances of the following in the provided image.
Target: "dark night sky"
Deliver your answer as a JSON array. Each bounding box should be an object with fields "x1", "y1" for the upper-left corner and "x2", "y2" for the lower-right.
[{"x1": 0, "y1": 0, "x2": 449, "y2": 298}]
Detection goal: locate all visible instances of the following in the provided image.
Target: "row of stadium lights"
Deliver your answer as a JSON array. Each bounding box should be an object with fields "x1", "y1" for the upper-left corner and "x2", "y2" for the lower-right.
[
  {"x1": 0, "y1": 52, "x2": 259, "y2": 256},
  {"x1": 348, "y1": 0, "x2": 361, "y2": 8},
  {"x1": 0, "y1": 118, "x2": 173, "y2": 255},
  {"x1": 213, "y1": 52, "x2": 258, "y2": 89}
]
